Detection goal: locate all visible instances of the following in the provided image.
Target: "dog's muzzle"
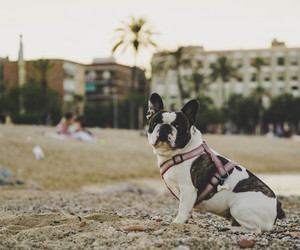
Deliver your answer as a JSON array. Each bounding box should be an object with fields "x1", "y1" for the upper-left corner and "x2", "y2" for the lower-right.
[{"x1": 154, "y1": 124, "x2": 176, "y2": 148}]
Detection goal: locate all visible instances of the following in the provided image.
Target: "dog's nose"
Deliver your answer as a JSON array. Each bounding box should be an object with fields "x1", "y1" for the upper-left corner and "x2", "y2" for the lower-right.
[
  {"x1": 159, "y1": 134, "x2": 169, "y2": 142},
  {"x1": 158, "y1": 124, "x2": 172, "y2": 142}
]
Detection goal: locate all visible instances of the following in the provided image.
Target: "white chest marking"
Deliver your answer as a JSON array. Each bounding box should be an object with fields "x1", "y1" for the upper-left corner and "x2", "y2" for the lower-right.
[{"x1": 162, "y1": 112, "x2": 176, "y2": 124}]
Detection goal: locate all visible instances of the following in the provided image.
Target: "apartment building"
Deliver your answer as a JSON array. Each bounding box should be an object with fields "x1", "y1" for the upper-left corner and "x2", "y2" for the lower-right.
[
  {"x1": 85, "y1": 57, "x2": 147, "y2": 105},
  {"x1": 1, "y1": 59, "x2": 86, "y2": 113},
  {"x1": 150, "y1": 39, "x2": 300, "y2": 109}
]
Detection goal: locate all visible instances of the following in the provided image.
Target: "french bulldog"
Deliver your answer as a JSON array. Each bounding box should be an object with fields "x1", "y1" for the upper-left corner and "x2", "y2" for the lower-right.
[{"x1": 146, "y1": 93, "x2": 285, "y2": 232}]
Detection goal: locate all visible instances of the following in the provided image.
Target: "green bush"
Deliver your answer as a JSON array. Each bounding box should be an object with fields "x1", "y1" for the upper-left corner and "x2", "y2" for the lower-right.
[
  {"x1": 0, "y1": 83, "x2": 62, "y2": 125},
  {"x1": 195, "y1": 94, "x2": 223, "y2": 132},
  {"x1": 84, "y1": 94, "x2": 148, "y2": 129}
]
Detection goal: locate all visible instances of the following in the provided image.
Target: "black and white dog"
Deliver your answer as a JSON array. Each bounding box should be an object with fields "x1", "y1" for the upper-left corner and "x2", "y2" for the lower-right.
[{"x1": 146, "y1": 93, "x2": 285, "y2": 232}]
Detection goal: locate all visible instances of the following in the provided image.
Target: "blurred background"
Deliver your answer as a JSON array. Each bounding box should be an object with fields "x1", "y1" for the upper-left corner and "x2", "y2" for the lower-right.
[{"x1": 1, "y1": 0, "x2": 300, "y2": 135}]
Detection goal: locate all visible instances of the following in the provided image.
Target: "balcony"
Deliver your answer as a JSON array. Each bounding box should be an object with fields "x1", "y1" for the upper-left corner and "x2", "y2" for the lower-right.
[{"x1": 85, "y1": 79, "x2": 114, "y2": 86}]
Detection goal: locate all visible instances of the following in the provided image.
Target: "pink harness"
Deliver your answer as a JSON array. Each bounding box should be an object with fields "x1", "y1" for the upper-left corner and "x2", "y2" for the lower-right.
[{"x1": 160, "y1": 141, "x2": 237, "y2": 203}]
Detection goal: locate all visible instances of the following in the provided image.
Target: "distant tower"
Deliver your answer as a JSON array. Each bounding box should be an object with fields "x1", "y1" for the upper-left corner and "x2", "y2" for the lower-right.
[
  {"x1": 18, "y1": 34, "x2": 26, "y2": 114},
  {"x1": 18, "y1": 34, "x2": 26, "y2": 86}
]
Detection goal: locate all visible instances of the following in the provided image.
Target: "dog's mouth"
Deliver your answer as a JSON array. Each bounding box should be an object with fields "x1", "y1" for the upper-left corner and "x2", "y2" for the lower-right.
[
  {"x1": 153, "y1": 138, "x2": 176, "y2": 150},
  {"x1": 155, "y1": 140, "x2": 171, "y2": 147}
]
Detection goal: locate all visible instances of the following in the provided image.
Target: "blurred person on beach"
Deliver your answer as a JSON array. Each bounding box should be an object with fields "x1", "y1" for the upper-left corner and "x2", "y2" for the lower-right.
[
  {"x1": 0, "y1": 111, "x2": 6, "y2": 124},
  {"x1": 0, "y1": 111, "x2": 12, "y2": 125},
  {"x1": 69, "y1": 115, "x2": 97, "y2": 143},
  {"x1": 55, "y1": 112, "x2": 73, "y2": 135}
]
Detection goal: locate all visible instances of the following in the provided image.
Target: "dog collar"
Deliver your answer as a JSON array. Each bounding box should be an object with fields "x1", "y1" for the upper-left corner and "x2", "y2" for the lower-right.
[
  {"x1": 160, "y1": 140, "x2": 230, "y2": 177},
  {"x1": 160, "y1": 144, "x2": 205, "y2": 176}
]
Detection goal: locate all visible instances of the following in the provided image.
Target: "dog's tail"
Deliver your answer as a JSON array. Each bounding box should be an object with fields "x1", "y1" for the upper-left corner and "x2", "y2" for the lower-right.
[{"x1": 276, "y1": 199, "x2": 285, "y2": 220}]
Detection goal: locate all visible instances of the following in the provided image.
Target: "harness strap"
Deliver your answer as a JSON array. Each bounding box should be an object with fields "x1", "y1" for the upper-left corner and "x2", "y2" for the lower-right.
[
  {"x1": 160, "y1": 141, "x2": 237, "y2": 204},
  {"x1": 202, "y1": 141, "x2": 228, "y2": 177},
  {"x1": 162, "y1": 176, "x2": 179, "y2": 201},
  {"x1": 160, "y1": 145, "x2": 205, "y2": 175},
  {"x1": 195, "y1": 161, "x2": 236, "y2": 204}
]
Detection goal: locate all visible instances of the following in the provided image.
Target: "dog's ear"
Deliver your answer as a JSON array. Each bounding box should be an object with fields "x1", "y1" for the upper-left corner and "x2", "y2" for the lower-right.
[
  {"x1": 147, "y1": 93, "x2": 164, "y2": 121},
  {"x1": 181, "y1": 99, "x2": 199, "y2": 126}
]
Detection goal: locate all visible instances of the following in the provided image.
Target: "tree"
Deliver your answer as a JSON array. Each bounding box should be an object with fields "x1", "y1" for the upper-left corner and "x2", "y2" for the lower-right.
[
  {"x1": 224, "y1": 94, "x2": 258, "y2": 134},
  {"x1": 251, "y1": 57, "x2": 267, "y2": 134},
  {"x1": 195, "y1": 94, "x2": 222, "y2": 133},
  {"x1": 252, "y1": 57, "x2": 265, "y2": 85},
  {"x1": 112, "y1": 16, "x2": 158, "y2": 129},
  {"x1": 170, "y1": 46, "x2": 185, "y2": 105},
  {"x1": 210, "y1": 56, "x2": 237, "y2": 106},
  {"x1": 3, "y1": 83, "x2": 62, "y2": 124},
  {"x1": 31, "y1": 59, "x2": 54, "y2": 93},
  {"x1": 190, "y1": 72, "x2": 206, "y2": 98},
  {"x1": 251, "y1": 85, "x2": 269, "y2": 134},
  {"x1": 267, "y1": 93, "x2": 296, "y2": 128}
]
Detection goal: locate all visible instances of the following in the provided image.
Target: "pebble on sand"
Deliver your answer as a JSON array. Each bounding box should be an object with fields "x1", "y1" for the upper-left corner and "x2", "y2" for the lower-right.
[
  {"x1": 79, "y1": 221, "x2": 86, "y2": 227},
  {"x1": 121, "y1": 225, "x2": 145, "y2": 232},
  {"x1": 239, "y1": 238, "x2": 254, "y2": 248}
]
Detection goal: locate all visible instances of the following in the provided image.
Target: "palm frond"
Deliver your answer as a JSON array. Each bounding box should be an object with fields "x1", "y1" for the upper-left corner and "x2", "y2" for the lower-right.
[
  {"x1": 112, "y1": 40, "x2": 124, "y2": 53},
  {"x1": 111, "y1": 16, "x2": 158, "y2": 64}
]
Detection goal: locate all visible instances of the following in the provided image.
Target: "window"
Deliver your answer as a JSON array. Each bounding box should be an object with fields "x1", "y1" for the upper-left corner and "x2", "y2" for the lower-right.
[
  {"x1": 264, "y1": 73, "x2": 271, "y2": 81},
  {"x1": 290, "y1": 56, "x2": 298, "y2": 65},
  {"x1": 277, "y1": 57, "x2": 285, "y2": 66},
  {"x1": 291, "y1": 72, "x2": 298, "y2": 81},
  {"x1": 86, "y1": 70, "x2": 96, "y2": 80},
  {"x1": 209, "y1": 63, "x2": 216, "y2": 68},
  {"x1": 264, "y1": 58, "x2": 271, "y2": 66},
  {"x1": 235, "y1": 59, "x2": 243, "y2": 68},
  {"x1": 103, "y1": 86, "x2": 110, "y2": 94},
  {"x1": 237, "y1": 76, "x2": 243, "y2": 82},
  {"x1": 85, "y1": 83, "x2": 97, "y2": 92},
  {"x1": 277, "y1": 72, "x2": 285, "y2": 81},
  {"x1": 196, "y1": 60, "x2": 203, "y2": 68},
  {"x1": 251, "y1": 73, "x2": 256, "y2": 82}
]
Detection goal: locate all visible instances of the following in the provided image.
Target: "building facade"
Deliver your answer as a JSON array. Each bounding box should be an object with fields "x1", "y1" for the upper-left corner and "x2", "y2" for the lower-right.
[
  {"x1": 84, "y1": 57, "x2": 147, "y2": 105},
  {"x1": 1, "y1": 58, "x2": 86, "y2": 113},
  {"x1": 1, "y1": 56, "x2": 148, "y2": 116},
  {"x1": 151, "y1": 39, "x2": 300, "y2": 109}
]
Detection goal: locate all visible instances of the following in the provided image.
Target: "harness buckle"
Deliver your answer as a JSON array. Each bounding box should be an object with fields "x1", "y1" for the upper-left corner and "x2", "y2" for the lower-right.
[
  {"x1": 209, "y1": 172, "x2": 229, "y2": 187},
  {"x1": 220, "y1": 172, "x2": 229, "y2": 181},
  {"x1": 172, "y1": 154, "x2": 184, "y2": 165},
  {"x1": 218, "y1": 172, "x2": 229, "y2": 185}
]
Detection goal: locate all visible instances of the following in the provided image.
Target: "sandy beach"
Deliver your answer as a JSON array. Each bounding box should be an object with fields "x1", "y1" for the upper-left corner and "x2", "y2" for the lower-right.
[{"x1": 0, "y1": 125, "x2": 299, "y2": 249}]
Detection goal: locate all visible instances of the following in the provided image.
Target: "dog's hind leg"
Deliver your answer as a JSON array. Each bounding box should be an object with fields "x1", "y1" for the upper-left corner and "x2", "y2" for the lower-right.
[
  {"x1": 231, "y1": 217, "x2": 240, "y2": 227},
  {"x1": 229, "y1": 193, "x2": 277, "y2": 232}
]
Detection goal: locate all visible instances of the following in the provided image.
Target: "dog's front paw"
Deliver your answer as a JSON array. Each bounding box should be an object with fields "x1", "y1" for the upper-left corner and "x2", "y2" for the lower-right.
[{"x1": 173, "y1": 216, "x2": 187, "y2": 224}]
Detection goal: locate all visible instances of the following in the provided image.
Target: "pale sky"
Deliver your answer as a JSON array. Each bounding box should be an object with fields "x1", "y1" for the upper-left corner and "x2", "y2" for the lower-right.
[{"x1": 1, "y1": 0, "x2": 300, "y2": 72}]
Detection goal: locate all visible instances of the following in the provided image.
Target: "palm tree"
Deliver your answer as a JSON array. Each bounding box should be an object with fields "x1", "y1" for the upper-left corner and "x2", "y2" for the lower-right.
[
  {"x1": 190, "y1": 72, "x2": 206, "y2": 98},
  {"x1": 210, "y1": 56, "x2": 237, "y2": 106},
  {"x1": 170, "y1": 46, "x2": 185, "y2": 106},
  {"x1": 32, "y1": 59, "x2": 54, "y2": 96},
  {"x1": 112, "y1": 16, "x2": 158, "y2": 129},
  {"x1": 252, "y1": 57, "x2": 267, "y2": 134},
  {"x1": 252, "y1": 57, "x2": 265, "y2": 86},
  {"x1": 252, "y1": 85, "x2": 270, "y2": 134}
]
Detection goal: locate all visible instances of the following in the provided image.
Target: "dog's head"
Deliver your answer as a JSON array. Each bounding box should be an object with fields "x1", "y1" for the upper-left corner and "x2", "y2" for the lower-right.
[{"x1": 146, "y1": 93, "x2": 199, "y2": 155}]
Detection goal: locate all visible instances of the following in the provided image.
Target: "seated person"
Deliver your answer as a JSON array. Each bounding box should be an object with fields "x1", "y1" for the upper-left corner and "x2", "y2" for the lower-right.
[
  {"x1": 56, "y1": 112, "x2": 73, "y2": 135},
  {"x1": 70, "y1": 116, "x2": 96, "y2": 143}
]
